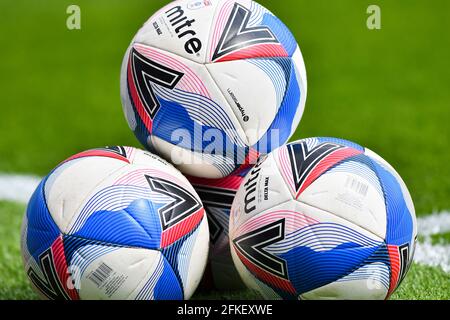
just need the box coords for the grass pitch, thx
[1,202,448,300]
[0,0,449,300]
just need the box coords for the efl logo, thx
[187,0,212,10]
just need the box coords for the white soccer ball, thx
[229,138,417,300]
[21,147,209,300]
[121,0,307,179]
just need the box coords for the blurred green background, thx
[0,0,448,214]
[0,0,449,299]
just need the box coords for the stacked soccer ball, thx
[21,0,416,300]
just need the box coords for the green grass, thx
[0,202,37,300]
[1,201,448,300]
[419,232,450,245]
[0,0,448,214]
[0,0,449,300]
[196,264,450,300]
[430,232,450,245]
[390,264,450,300]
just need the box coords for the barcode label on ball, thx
[345,176,369,196]
[89,263,113,287]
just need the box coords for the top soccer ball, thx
[121,0,307,179]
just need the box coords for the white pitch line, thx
[415,211,450,273]
[0,174,41,203]
[417,211,450,237]
[414,241,450,273]
[0,174,449,272]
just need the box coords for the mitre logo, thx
[165,5,203,55]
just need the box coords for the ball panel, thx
[150,90,246,162]
[229,238,283,299]
[21,192,74,299]
[22,200,79,301]
[179,215,210,299]
[208,0,297,62]
[316,137,365,152]
[278,139,365,199]
[206,53,307,152]
[250,1,297,57]
[126,149,208,200]
[364,154,416,295]
[24,179,61,264]
[129,146,171,168]
[299,243,391,300]
[20,215,31,271]
[151,133,239,179]
[230,198,387,299]
[367,154,415,246]
[149,254,185,300]
[290,47,307,136]
[133,0,220,64]
[44,156,128,233]
[49,236,80,300]
[292,46,307,93]
[22,178,76,300]
[46,148,205,250]
[230,216,297,299]
[68,165,204,249]
[365,148,416,235]
[298,161,388,239]
[206,59,281,145]
[161,215,209,299]
[75,247,169,300]
[70,196,164,250]
[299,263,389,300]
[189,172,248,291]
[121,47,138,131]
[365,148,417,295]
[252,56,304,153]
[63,147,131,164]
[134,252,184,300]
[230,154,293,232]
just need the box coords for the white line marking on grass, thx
[0,174,41,203]
[415,211,450,272]
[414,241,450,273]
[417,211,450,237]
[0,174,449,272]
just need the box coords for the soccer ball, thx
[120,0,307,179]
[189,170,249,291]
[21,146,209,300]
[229,137,417,300]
